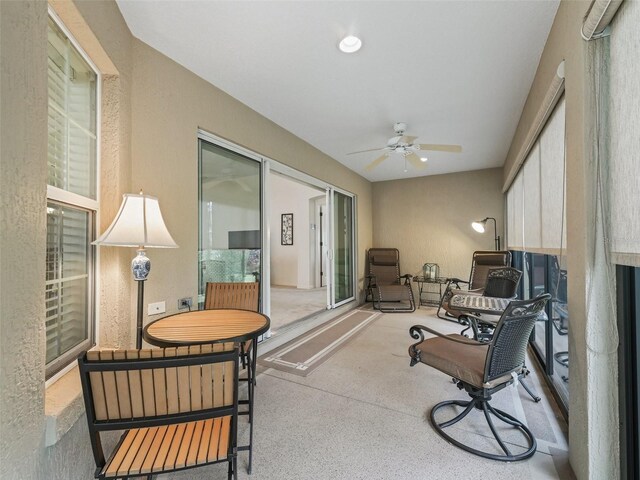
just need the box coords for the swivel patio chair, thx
[437,250,511,321]
[408,294,551,461]
[366,248,415,313]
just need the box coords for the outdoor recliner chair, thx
[366,248,415,313]
[437,250,511,321]
[408,294,551,462]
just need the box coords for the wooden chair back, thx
[205,282,260,311]
[78,344,239,469]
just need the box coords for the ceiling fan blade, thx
[347,147,383,155]
[401,135,418,144]
[365,154,389,171]
[418,143,463,153]
[406,153,427,169]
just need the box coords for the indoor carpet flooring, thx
[161,305,574,480]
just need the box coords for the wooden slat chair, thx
[78,344,239,480]
[204,282,260,374]
[204,281,260,473]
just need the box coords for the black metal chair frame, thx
[437,251,512,322]
[409,294,551,462]
[78,348,240,480]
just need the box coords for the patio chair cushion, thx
[410,334,516,389]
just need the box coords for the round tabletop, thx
[143,308,271,348]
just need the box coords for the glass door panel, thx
[198,140,261,305]
[528,252,547,364]
[550,254,569,404]
[332,191,354,306]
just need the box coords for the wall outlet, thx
[178,297,192,310]
[148,301,165,316]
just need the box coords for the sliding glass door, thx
[330,189,355,307]
[198,133,357,325]
[198,139,261,305]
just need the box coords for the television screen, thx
[228,230,261,249]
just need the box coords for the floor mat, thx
[258,309,381,376]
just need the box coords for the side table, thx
[412,276,448,307]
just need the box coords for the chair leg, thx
[520,377,541,402]
[430,396,537,461]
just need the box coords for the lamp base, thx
[132,249,150,280]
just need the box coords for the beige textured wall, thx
[130,39,373,323]
[372,168,504,282]
[502,1,618,478]
[1,1,132,478]
[0,2,49,477]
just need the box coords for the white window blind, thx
[508,171,524,250]
[523,144,541,250]
[45,204,90,364]
[507,98,565,254]
[46,13,98,378]
[539,99,566,251]
[609,0,640,266]
[47,17,97,199]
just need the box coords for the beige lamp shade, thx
[94,194,178,248]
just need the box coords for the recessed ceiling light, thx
[420,157,428,162]
[339,35,362,53]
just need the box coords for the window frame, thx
[45,9,101,381]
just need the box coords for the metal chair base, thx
[430,397,537,462]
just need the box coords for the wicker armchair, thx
[437,251,511,321]
[409,294,551,461]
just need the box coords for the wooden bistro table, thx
[143,308,270,474]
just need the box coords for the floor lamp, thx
[94,193,178,348]
[471,217,501,251]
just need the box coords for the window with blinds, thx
[46,14,98,378]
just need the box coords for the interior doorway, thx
[268,172,327,333]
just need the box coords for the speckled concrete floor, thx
[163,306,573,480]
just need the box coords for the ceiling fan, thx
[347,122,462,171]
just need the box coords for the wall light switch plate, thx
[148,301,165,316]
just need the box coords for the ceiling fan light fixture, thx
[339,35,362,53]
[420,156,428,163]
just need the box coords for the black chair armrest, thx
[409,324,486,366]
[409,324,486,346]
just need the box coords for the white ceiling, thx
[116,1,559,182]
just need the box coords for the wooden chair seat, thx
[79,345,240,480]
[103,417,231,478]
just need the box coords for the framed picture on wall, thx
[281,213,293,245]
